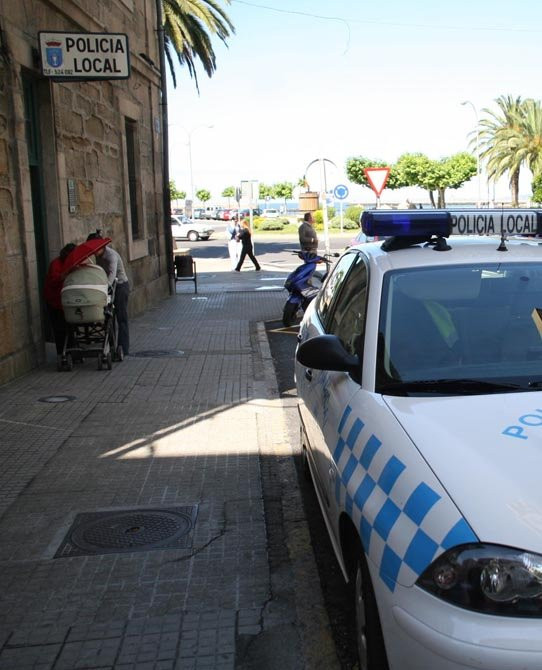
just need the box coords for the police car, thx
[295,209,542,670]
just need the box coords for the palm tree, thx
[508,99,542,180]
[162,0,235,89]
[475,95,524,206]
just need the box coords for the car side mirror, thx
[296,334,360,373]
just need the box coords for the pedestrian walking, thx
[234,220,261,272]
[226,217,241,269]
[43,243,77,360]
[298,212,318,253]
[87,232,131,356]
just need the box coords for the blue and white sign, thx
[334,184,349,200]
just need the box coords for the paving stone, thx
[0,269,335,668]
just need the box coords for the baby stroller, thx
[58,263,121,371]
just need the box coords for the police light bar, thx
[361,210,451,237]
[361,209,542,238]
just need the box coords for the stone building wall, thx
[0,0,169,384]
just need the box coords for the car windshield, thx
[376,262,542,396]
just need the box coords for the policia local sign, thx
[451,209,542,236]
[38,32,130,80]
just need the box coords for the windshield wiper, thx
[380,378,524,396]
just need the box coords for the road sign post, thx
[333,184,349,233]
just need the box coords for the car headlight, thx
[417,543,542,616]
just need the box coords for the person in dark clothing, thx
[43,243,77,357]
[298,212,318,252]
[234,220,261,272]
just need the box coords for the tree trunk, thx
[429,190,436,208]
[437,189,446,208]
[510,170,520,207]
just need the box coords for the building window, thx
[125,118,140,239]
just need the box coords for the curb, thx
[256,322,340,669]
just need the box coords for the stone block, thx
[98,151,122,182]
[85,116,105,142]
[77,180,95,215]
[94,181,122,214]
[61,109,83,136]
[0,304,15,356]
[5,255,26,302]
[0,138,8,176]
[85,150,99,180]
[75,94,92,117]
[0,186,14,212]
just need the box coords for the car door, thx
[171,217,187,240]
[299,253,369,539]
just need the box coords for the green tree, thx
[222,186,235,207]
[476,95,525,206]
[162,0,235,89]
[196,188,211,203]
[532,174,542,203]
[272,182,294,209]
[395,152,476,208]
[259,183,273,199]
[169,180,186,201]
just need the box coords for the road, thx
[184,227,354,270]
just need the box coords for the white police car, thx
[295,209,542,670]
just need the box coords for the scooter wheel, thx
[282,301,298,327]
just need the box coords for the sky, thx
[166,0,542,206]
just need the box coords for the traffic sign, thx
[364,167,390,197]
[334,184,349,200]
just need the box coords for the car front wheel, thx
[187,231,199,241]
[353,550,389,670]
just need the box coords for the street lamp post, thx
[183,124,213,210]
[461,100,482,208]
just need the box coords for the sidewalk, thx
[0,261,339,669]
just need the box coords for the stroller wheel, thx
[65,354,74,371]
[97,353,103,371]
[106,352,112,370]
[116,345,124,362]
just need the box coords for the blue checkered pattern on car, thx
[335,404,478,592]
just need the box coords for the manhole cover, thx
[38,395,76,403]
[132,350,184,358]
[55,506,198,557]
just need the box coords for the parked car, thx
[193,208,205,219]
[344,228,376,249]
[171,215,214,241]
[202,206,217,219]
[239,208,262,218]
[262,208,280,219]
[223,209,237,221]
[295,207,542,670]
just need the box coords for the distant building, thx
[0,1,170,383]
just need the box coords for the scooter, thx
[282,251,334,327]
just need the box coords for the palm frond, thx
[162,0,235,89]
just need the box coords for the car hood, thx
[384,392,542,553]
